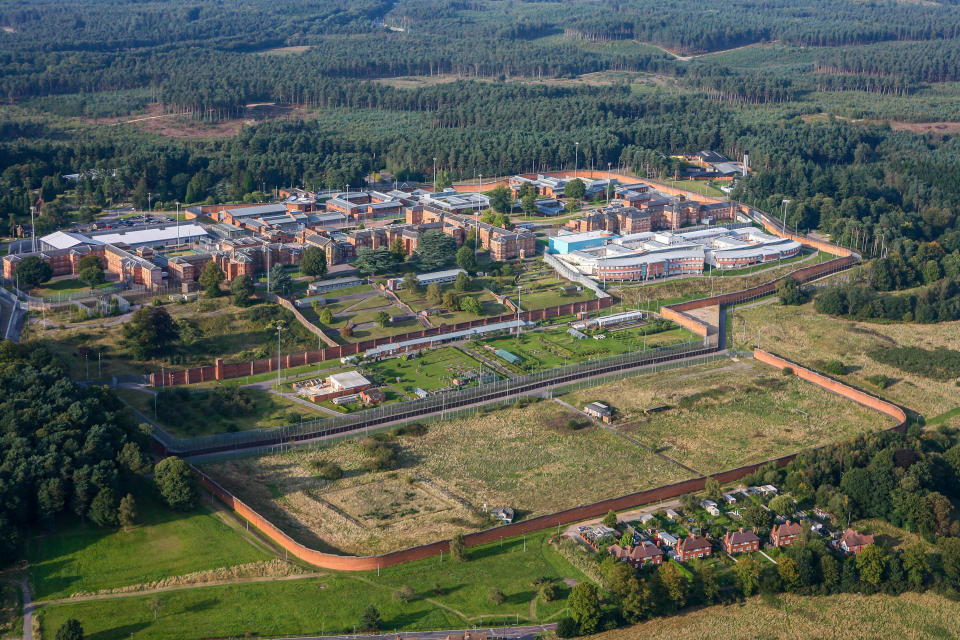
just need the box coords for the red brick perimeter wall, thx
[660,254,859,337]
[754,349,907,426]
[196,350,907,571]
[152,297,615,386]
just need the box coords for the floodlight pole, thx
[276,323,285,388]
[574,142,579,179]
[175,201,180,246]
[30,205,36,252]
[433,157,437,192]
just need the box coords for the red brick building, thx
[676,535,712,561]
[770,521,803,548]
[722,528,760,555]
[608,540,663,568]
[837,529,874,555]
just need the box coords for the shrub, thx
[361,439,398,471]
[311,460,343,480]
[488,588,506,605]
[781,366,794,376]
[393,585,415,603]
[866,373,891,389]
[822,359,847,375]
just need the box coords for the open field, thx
[204,399,694,555]
[561,358,889,473]
[28,484,271,601]
[662,178,728,197]
[40,297,317,378]
[116,387,325,437]
[366,346,493,395]
[475,323,697,373]
[732,302,960,418]
[588,592,960,640]
[36,530,581,639]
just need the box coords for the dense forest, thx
[2,0,960,267]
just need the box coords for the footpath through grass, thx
[37,530,582,640]
[28,483,271,601]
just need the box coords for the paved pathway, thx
[18,576,32,640]
[266,624,555,640]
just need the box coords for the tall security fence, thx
[158,336,719,457]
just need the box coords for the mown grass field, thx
[394,285,508,325]
[37,530,582,640]
[115,387,325,437]
[587,592,960,640]
[562,358,888,474]
[31,278,116,297]
[204,398,694,555]
[732,301,960,419]
[28,484,271,600]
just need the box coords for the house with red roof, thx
[722,528,760,555]
[770,521,803,548]
[676,534,712,561]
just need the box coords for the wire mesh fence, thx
[161,336,720,456]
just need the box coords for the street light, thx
[29,205,36,252]
[276,322,285,388]
[574,142,580,179]
[175,201,180,247]
[780,199,791,235]
[433,157,437,193]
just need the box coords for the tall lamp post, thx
[780,199,791,235]
[175,201,180,246]
[574,142,580,179]
[433,157,437,192]
[276,322,285,388]
[29,205,36,252]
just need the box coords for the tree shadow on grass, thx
[381,608,434,630]
[89,622,151,640]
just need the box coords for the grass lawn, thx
[366,346,492,394]
[115,387,326,437]
[476,324,697,373]
[731,301,960,418]
[590,592,960,640]
[0,583,21,639]
[37,530,582,639]
[661,179,728,198]
[516,264,597,310]
[40,297,318,379]
[707,249,821,276]
[561,358,889,474]
[394,286,507,325]
[204,398,693,555]
[28,483,271,601]
[31,278,116,297]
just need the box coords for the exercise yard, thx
[561,357,892,474]
[203,398,695,556]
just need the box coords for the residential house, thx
[676,535,712,561]
[722,528,760,555]
[836,529,874,555]
[608,540,663,568]
[770,520,803,548]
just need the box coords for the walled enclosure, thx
[194,349,907,571]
